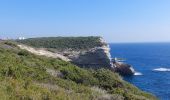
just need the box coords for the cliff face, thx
[17,37,113,69]
[71,46,112,68]
[55,38,112,69]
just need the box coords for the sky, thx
[0,0,170,43]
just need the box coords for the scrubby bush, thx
[4,41,17,47]
[60,65,99,86]
[16,36,106,50]
[92,69,123,92]
[18,50,29,56]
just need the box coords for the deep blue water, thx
[110,43,170,100]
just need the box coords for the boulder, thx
[113,62,135,75]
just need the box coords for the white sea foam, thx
[134,72,143,76]
[153,68,170,72]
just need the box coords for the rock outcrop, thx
[113,62,135,75]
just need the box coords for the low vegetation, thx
[16,37,105,50]
[0,40,157,100]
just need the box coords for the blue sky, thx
[0,0,170,43]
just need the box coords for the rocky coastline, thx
[17,37,135,75]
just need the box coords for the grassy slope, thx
[0,41,157,100]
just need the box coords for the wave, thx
[153,68,170,72]
[134,72,143,76]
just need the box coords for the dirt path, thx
[18,44,70,62]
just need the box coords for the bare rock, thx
[113,62,135,75]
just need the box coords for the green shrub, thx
[18,50,29,56]
[4,41,17,47]
[92,69,123,92]
[60,65,98,86]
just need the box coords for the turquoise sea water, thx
[110,43,170,100]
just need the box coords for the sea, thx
[109,43,170,100]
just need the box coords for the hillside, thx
[0,40,157,100]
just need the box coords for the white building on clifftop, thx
[18,37,25,40]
